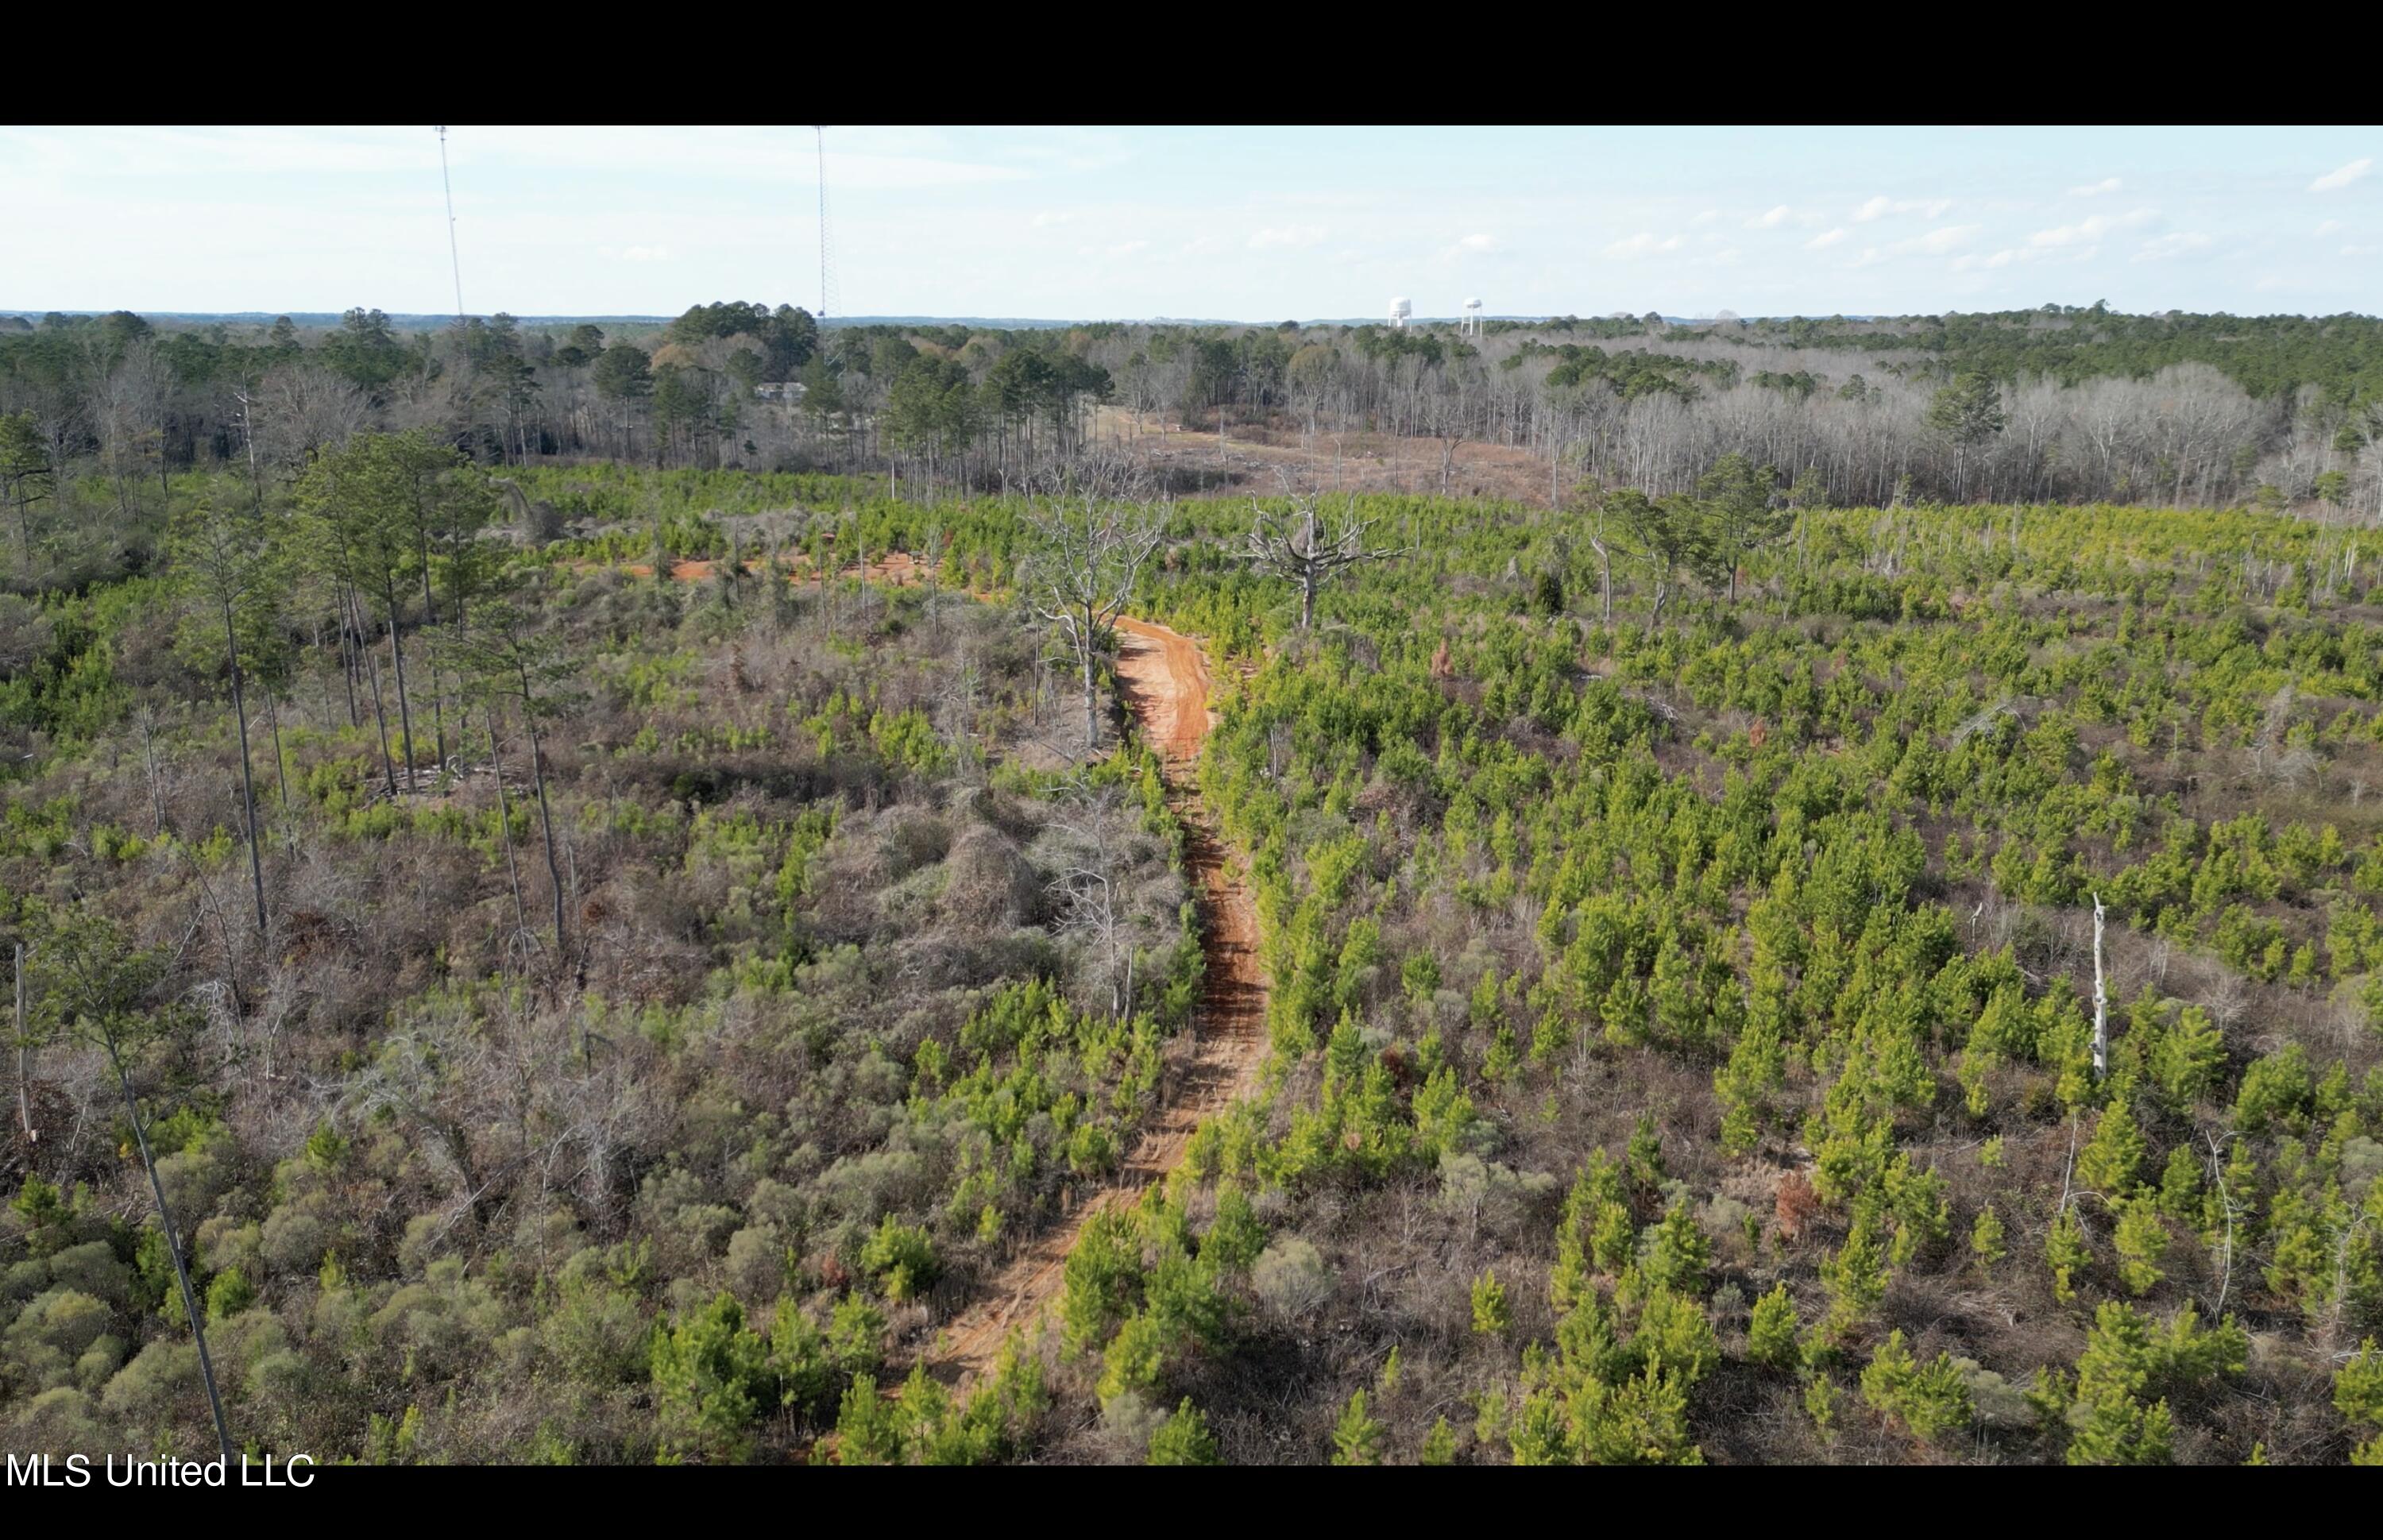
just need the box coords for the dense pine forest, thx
[4,309,2383,1465]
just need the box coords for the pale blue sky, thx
[4,125,2377,320]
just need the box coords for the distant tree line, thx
[4,304,2378,519]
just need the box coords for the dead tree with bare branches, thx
[1043,779,1170,1025]
[1244,477,1410,631]
[1022,470,1164,757]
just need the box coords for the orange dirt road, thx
[601,560,1268,1391]
[604,551,1269,1389]
[923,615,1267,1388]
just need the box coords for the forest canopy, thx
[5,303,2379,526]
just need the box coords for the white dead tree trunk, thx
[13,944,30,1150]
[2203,1129,2239,1316]
[2090,891,2108,1081]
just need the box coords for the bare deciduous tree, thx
[256,365,368,483]
[1022,461,1164,756]
[1243,476,1410,631]
[1045,785,1148,1024]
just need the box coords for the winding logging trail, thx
[925,615,1267,1387]
[622,553,1269,1389]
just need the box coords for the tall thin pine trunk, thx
[382,578,419,791]
[486,704,529,945]
[267,692,292,817]
[333,612,359,729]
[523,698,566,952]
[415,508,449,774]
[350,587,398,797]
[107,1033,234,1465]
[222,599,268,934]
[137,708,167,836]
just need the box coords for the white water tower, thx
[1388,296,1412,330]
[1462,297,1483,336]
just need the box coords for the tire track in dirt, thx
[922,615,1265,1388]
[606,551,1269,1390]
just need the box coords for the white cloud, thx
[1955,228,2122,272]
[1957,238,2097,272]
[1914,223,1980,254]
[1746,205,1793,229]
[608,245,673,262]
[1856,224,1983,268]
[1248,224,1326,249]
[2068,177,2123,197]
[1690,209,1720,225]
[2030,208,2157,247]
[2311,157,2373,192]
[1805,227,1847,250]
[1604,231,1682,258]
[1107,240,1149,258]
[1853,195,1952,222]
[2134,232,2209,261]
[2345,244,2382,257]
[1434,231,1505,264]
[2317,219,2344,236]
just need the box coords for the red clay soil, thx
[923,615,1265,1387]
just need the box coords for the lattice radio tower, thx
[436,126,466,327]
[814,125,840,324]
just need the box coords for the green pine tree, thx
[2112,1193,2169,1296]
[1972,1205,2007,1270]
[2047,1204,2091,1303]
[832,1375,902,1466]
[1146,1399,1219,1465]
[1747,1283,1802,1369]
[2077,1100,2148,1194]
[1641,1202,1713,1295]
[1332,1388,1385,1465]
[1471,1268,1510,1335]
